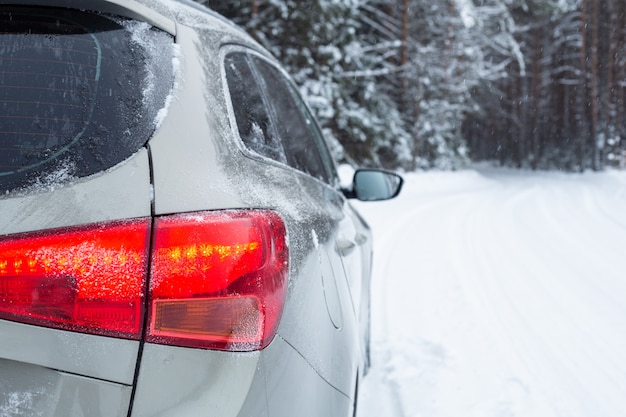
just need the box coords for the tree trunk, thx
[589,0,601,169]
[519,71,528,168]
[606,0,615,143]
[616,1,626,147]
[252,0,258,17]
[400,0,410,115]
[577,0,589,171]
[530,24,544,170]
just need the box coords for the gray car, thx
[0,1,403,416]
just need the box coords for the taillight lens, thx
[0,220,150,338]
[0,210,288,351]
[148,210,288,352]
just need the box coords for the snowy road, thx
[354,167,626,417]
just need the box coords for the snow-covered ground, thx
[354,166,626,417]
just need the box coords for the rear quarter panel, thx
[146,18,365,415]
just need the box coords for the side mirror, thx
[343,169,403,201]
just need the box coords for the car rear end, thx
[0,2,172,416]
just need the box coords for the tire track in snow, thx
[461,182,592,416]
[356,176,497,417]
[356,169,626,417]
[445,171,626,416]
[488,178,626,416]
[356,196,457,417]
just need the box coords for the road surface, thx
[355,167,626,417]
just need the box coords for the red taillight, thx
[147,210,288,351]
[0,210,288,351]
[0,220,150,338]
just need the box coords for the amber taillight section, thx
[148,210,288,351]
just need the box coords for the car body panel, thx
[131,335,353,417]
[0,359,132,417]
[130,344,261,417]
[149,24,243,216]
[0,149,152,236]
[261,336,353,417]
[0,320,138,385]
[340,202,375,368]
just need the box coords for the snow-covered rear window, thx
[0,6,174,193]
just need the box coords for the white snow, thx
[15,159,76,195]
[454,0,476,28]
[354,166,626,417]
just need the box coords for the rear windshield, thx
[0,7,174,193]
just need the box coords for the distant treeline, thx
[206,0,626,171]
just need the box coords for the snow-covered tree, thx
[206,0,626,171]
[209,0,412,168]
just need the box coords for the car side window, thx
[225,51,336,185]
[224,53,288,164]
[286,82,338,184]
[250,57,334,184]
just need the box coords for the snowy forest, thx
[203,0,626,172]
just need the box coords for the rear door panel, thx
[0,150,152,417]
